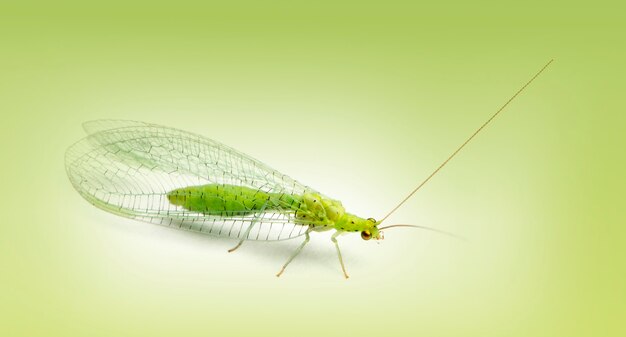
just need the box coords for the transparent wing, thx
[65,120,316,241]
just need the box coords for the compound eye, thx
[361,231,372,240]
[367,217,376,223]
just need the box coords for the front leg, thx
[331,231,349,279]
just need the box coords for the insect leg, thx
[276,227,313,277]
[331,231,349,279]
[228,200,269,253]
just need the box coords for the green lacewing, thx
[65,60,553,278]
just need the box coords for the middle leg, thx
[228,201,269,253]
[276,228,313,277]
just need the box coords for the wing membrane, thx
[65,120,316,241]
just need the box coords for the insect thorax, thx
[293,192,346,226]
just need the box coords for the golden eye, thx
[361,231,372,240]
[367,218,376,223]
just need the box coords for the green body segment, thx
[166,184,378,235]
[167,184,282,216]
[167,184,336,223]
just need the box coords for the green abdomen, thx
[167,184,300,216]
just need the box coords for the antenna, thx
[379,59,554,224]
[377,224,465,240]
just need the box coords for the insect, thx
[65,60,552,278]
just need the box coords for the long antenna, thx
[377,224,465,240]
[379,59,554,224]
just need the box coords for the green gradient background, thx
[1,2,624,336]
